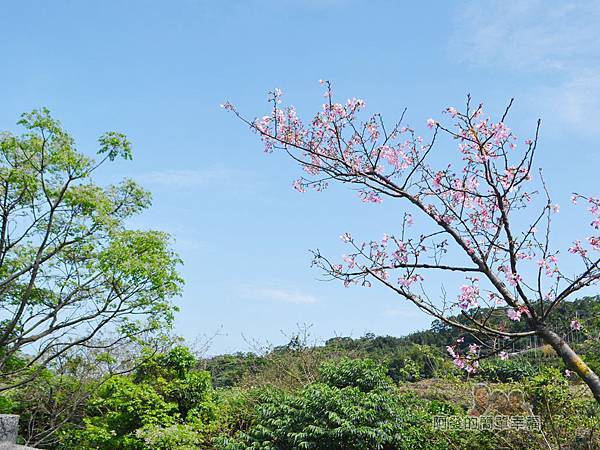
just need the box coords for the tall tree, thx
[0,109,183,389]
[225,82,600,401]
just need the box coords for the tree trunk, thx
[537,326,600,403]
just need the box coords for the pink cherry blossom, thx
[360,190,383,203]
[446,346,457,358]
[537,255,559,277]
[381,234,390,246]
[292,179,305,192]
[398,274,423,287]
[453,357,465,370]
[340,233,352,243]
[342,254,356,269]
[499,266,523,286]
[569,240,588,257]
[507,308,522,322]
[519,305,531,318]
[570,319,581,331]
[468,343,480,354]
[446,107,458,118]
[432,171,444,188]
[458,284,479,310]
[466,360,480,373]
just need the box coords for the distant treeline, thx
[202,296,600,388]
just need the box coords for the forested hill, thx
[334,294,600,352]
[203,295,600,388]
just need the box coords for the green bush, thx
[0,395,14,414]
[479,357,537,382]
[64,376,180,449]
[525,368,600,449]
[204,353,267,388]
[386,344,448,382]
[318,357,391,391]
[215,358,496,450]
[135,423,205,449]
[60,346,216,449]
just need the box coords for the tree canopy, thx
[0,109,183,389]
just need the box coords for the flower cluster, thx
[566,195,600,291]
[330,231,432,291]
[537,255,559,278]
[506,305,531,322]
[447,337,480,373]
[457,281,480,310]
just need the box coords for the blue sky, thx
[1,1,599,354]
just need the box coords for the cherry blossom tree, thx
[223,82,600,402]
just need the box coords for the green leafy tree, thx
[0,109,183,389]
[318,357,390,392]
[202,352,267,388]
[217,358,493,450]
[62,346,216,449]
[386,344,449,382]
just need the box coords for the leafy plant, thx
[479,358,538,382]
[61,346,215,449]
[216,358,494,450]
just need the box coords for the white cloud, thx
[534,71,600,131]
[452,1,600,71]
[136,166,250,189]
[383,307,422,319]
[245,287,318,305]
[451,0,600,135]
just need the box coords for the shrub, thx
[479,357,537,382]
[60,346,216,450]
[386,344,448,382]
[525,368,600,449]
[318,357,392,391]
[135,424,204,450]
[215,358,496,450]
